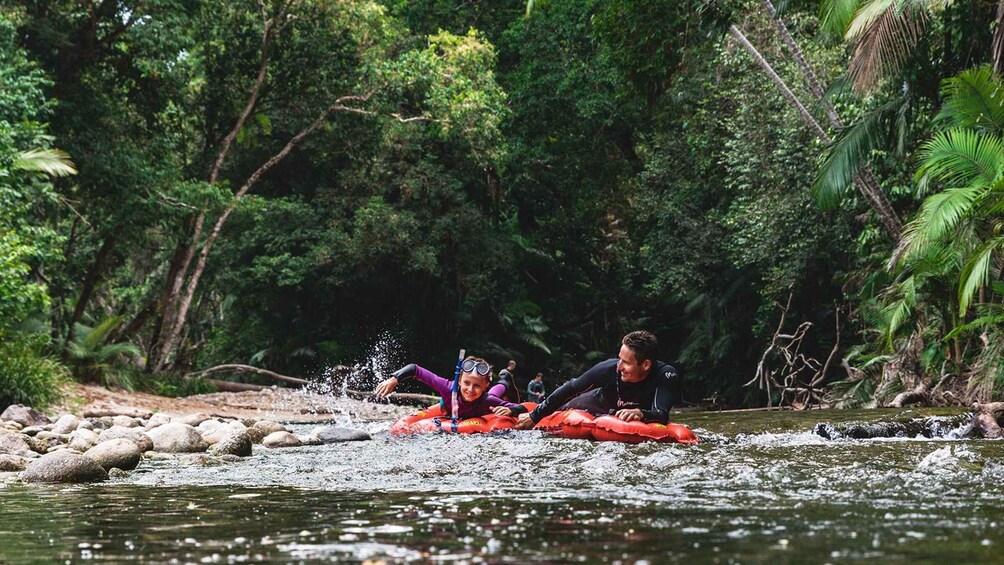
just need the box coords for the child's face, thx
[459,373,489,402]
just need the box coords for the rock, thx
[84,438,142,471]
[248,421,287,443]
[145,413,172,429]
[145,423,208,453]
[35,431,71,445]
[108,468,130,479]
[0,434,31,455]
[1,405,51,427]
[77,420,94,431]
[20,451,108,483]
[262,431,302,448]
[0,454,28,472]
[314,426,372,443]
[219,454,241,463]
[1,421,23,432]
[52,414,82,435]
[298,435,324,446]
[209,430,253,457]
[82,404,153,419]
[98,426,154,452]
[19,426,45,436]
[111,415,140,428]
[174,413,212,427]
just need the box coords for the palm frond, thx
[814,95,910,206]
[819,0,862,37]
[846,0,928,93]
[916,128,1004,187]
[946,314,1004,339]
[937,65,1004,131]
[14,149,78,177]
[902,183,988,256]
[957,236,1004,314]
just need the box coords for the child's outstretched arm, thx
[374,364,453,399]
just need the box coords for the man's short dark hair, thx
[622,330,658,363]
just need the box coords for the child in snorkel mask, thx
[373,355,523,418]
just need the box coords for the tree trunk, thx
[64,234,116,349]
[993,0,1004,76]
[730,23,903,238]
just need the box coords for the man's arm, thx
[527,359,617,423]
[639,364,681,424]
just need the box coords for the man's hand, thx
[492,406,513,417]
[373,376,398,399]
[614,408,643,422]
[515,413,536,429]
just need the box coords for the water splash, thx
[298,331,407,425]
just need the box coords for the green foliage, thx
[0,335,69,410]
[65,317,142,388]
[143,374,217,398]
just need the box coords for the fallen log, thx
[187,364,309,386]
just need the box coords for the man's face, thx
[616,344,652,383]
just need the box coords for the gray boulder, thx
[261,431,302,448]
[0,454,28,472]
[209,430,253,457]
[84,438,142,471]
[314,426,372,443]
[0,434,31,455]
[1,405,51,427]
[98,426,154,452]
[111,415,140,428]
[174,413,212,427]
[248,420,287,443]
[52,414,81,435]
[20,451,108,483]
[146,423,208,453]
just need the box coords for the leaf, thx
[13,149,77,177]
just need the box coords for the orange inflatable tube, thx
[534,409,699,444]
[389,402,537,436]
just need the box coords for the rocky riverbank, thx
[0,385,417,484]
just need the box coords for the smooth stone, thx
[261,431,302,448]
[297,435,324,446]
[209,430,253,457]
[146,423,208,453]
[0,405,51,427]
[20,451,108,483]
[0,434,31,455]
[52,414,81,435]
[98,426,154,452]
[248,421,287,443]
[145,413,172,429]
[314,426,372,443]
[174,413,212,427]
[84,438,142,471]
[0,454,28,472]
[20,426,45,436]
[111,415,140,428]
[108,468,130,479]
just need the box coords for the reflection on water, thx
[3,410,1004,563]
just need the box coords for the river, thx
[2,408,1003,563]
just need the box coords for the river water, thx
[2,408,1003,563]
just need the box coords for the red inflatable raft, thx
[535,409,699,444]
[390,405,698,444]
[389,403,537,436]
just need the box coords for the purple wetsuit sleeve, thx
[413,365,453,398]
[485,395,521,409]
[487,383,506,399]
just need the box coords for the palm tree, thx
[898,66,1004,315]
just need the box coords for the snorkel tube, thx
[450,348,465,431]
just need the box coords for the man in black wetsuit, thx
[509,330,681,428]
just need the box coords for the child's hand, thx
[374,377,398,399]
[492,406,513,417]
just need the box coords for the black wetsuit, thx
[514,359,681,424]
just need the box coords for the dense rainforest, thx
[2,0,1004,411]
